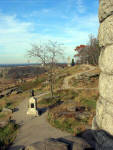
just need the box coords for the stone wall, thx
[93,0,113,135]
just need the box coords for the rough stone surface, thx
[25,136,91,150]
[99,0,113,22]
[101,113,113,135]
[99,45,113,74]
[57,136,91,149]
[80,129,113,150]
[25,139,69,150]
[98,15,113,47]
[99,73,113,100]
[94,0,113,137]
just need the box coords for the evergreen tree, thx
[71,58,75,66]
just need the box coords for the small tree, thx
[27,41,64,98]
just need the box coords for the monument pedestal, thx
[27,108,38,116]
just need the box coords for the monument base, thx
[27,108,38,116]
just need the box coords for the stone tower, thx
[92,0,113,135]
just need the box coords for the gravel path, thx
[9,93,70,150]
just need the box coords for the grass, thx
[46,87,98,135]
[0,64,99,143]
[20,74,47,91]
[0,122,18,150]
[48,112,86,134]
[38,96,60,107]
[0,91,29,109]
[38,89,79,108]
[80,98,96,109]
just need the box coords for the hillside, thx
[38,64,100,135]
[0,64,100,149]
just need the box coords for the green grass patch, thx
[80,98,96,109]
[38,95,60,107]
[0,122,18,149]
[20,75,47,91]
[54,89,79,101]
[38,89,79,107]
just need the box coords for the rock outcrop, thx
[24,136,91,150]
[92,0,113,135]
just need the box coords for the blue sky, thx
[0,0,99,64]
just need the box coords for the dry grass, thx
[39,64,100,134]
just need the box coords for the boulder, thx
[75,112,90,120]
[25,139,68,150]
[25,136,92,150]
[99,0,113,22]
[98,15,113,47]
[78,129,113,149]
[57,136,91,150]
[67,105,76,112]
[2,108,13,113]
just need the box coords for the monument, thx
[27,90,38,116]
[67,56,71,67]
[27,97,38,116]
[92,0,113,135]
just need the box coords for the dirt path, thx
[62,66,98,90]
[9,93,70,150]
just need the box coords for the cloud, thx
[76,0,86,13]
[0,8,99,63]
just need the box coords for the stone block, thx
[102,113,113,135]
[104,100,113,115]
[99,0,113,22]
[99,45,113,74]
[96,96,105,128]
[98,15,113,47]
[99,73,113,100]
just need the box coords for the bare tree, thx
[27,41,64,98]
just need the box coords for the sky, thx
[0,0,99,64]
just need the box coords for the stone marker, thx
[27,97,38,116]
